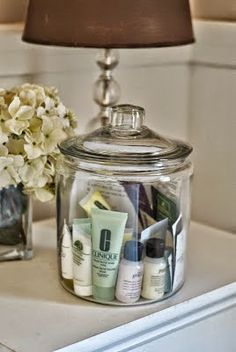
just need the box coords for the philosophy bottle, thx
[115,241,144,304]
[141,238,166,300]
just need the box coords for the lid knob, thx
[111,104,144,135]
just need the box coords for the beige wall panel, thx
[190,0,236,21]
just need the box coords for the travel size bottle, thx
[141,238,166,300]
[115,241,144,304]
[61,220,73,289]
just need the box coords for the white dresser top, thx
[0,219,235,352]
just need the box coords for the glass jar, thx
[0,185,32,261]
[56,104,193,306]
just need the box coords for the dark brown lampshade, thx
[22,0,194,48]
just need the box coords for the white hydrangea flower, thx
[24,130,44,159]
[0,104,11,123]
[41,115,67,154]
[0,83,77,201]
[8,96,21,117]
[0,145,8,156]
[0,155,24,188]
[29,117,42,132]
[5,97,35,135]
[19,88,37,108]
[5,119,29,136]
[0,126,8,144]
[36,106,46,117]
[18,157,48,188]
[7,138,25,156]
[0,157,14,188]
[56,102,66,118]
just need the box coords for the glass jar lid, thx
[59,104,192,170]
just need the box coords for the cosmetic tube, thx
[91,208,128,301]
[141,218,168,243]
[72,218,92,296]
[61,220,73,281]
[79,189,111,216]
[115,241,144,304]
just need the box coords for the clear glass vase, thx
[0,185,33,261]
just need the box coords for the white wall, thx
[189,66,236,233]
[188,21,236,233]
[0,21,235,232]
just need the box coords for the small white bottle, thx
[141,238,166,300]
[61,220,73,280]
[115,241,144,304]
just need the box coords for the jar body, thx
[56,160,192,306]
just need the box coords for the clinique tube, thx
[91,208,128,301]
[72,218,92,296]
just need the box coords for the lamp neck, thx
[93,49,120,127]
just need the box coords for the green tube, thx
[91,208,128,301]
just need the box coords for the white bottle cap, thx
[74,284,92,297]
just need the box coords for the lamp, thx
[22,0,194,125]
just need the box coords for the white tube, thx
[61,220,73,280]
[72,218,92,296]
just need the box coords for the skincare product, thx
[115,241,144,303]
[151,186,179,226]
[164,246,173,294]
[61,220,73,281]
[91,208,128,301]
[172,224,186,291]
[141,218,168,243]
[72,218,92,296]
[79,189,111,216]
[123,182,154,231]
[141,238,166,300]
[87,180,137,229]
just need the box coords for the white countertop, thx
[0,219,235,352]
